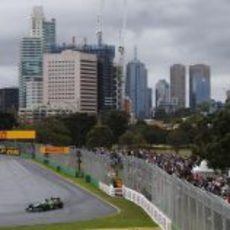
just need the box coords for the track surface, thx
[0,156,116,227]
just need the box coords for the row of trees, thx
[17,110,194,149]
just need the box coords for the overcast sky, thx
[1,0,230,103]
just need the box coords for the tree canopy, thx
[119,130,146,148]
[61,113,96,147]
[19,117,72,146]
[86,125,113,148]
[193,106,230,170]
[101,110,129,143]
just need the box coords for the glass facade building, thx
[43,19,56,53]
[19,37,43,108]
[19,7,56,108]
[126,58,149,119]
[189,64,211,110]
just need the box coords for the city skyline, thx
[1,0,230,103]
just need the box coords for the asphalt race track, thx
[0,156,116,227]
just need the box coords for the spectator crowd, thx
[92,148,230,204]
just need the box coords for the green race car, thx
[26,197,64,212]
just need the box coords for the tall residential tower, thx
[170,64,186,109]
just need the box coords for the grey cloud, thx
[0,0,230,102]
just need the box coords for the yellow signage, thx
[40,146,70,155]
[0,147,20,156]
[0,131,36,140]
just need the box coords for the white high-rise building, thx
[43,50,98,114]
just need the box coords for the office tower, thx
[19,7,56,108]
[0,88,19,113]
[189,64,211,110]
[19,37,43,108]
[170,64,186,109]
[43,50,97,114]
[126,55,149,119]
[82,45,116,112]
[42,19,56,52]
[50,43,116,112]
[155,79,170,108]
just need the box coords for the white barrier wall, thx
[123,186,172,230]
[98,182,172,230]
[99,182,115,197]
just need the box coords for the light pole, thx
[76,150,82,176]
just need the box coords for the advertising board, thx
[40,146,70,155]
[0,131,36,140]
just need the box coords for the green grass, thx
[0,160,156,230]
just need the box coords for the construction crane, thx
[97,0,105,46]
[117,0,127,111]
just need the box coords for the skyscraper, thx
[50,43,116,112]
[30,6,56,52]
[42,19,56,53]
[155,79,170,108]
[170,64,186,109]
[189,64,211,110]
[19,37,43,108]
[126,55,149,119]
[19,7,56,108]
[80,45,116,112]
[43,50,98,114]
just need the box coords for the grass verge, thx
[0,159,157,230]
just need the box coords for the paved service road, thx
[0,156,116,227]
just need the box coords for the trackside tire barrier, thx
[122,186,172,230]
